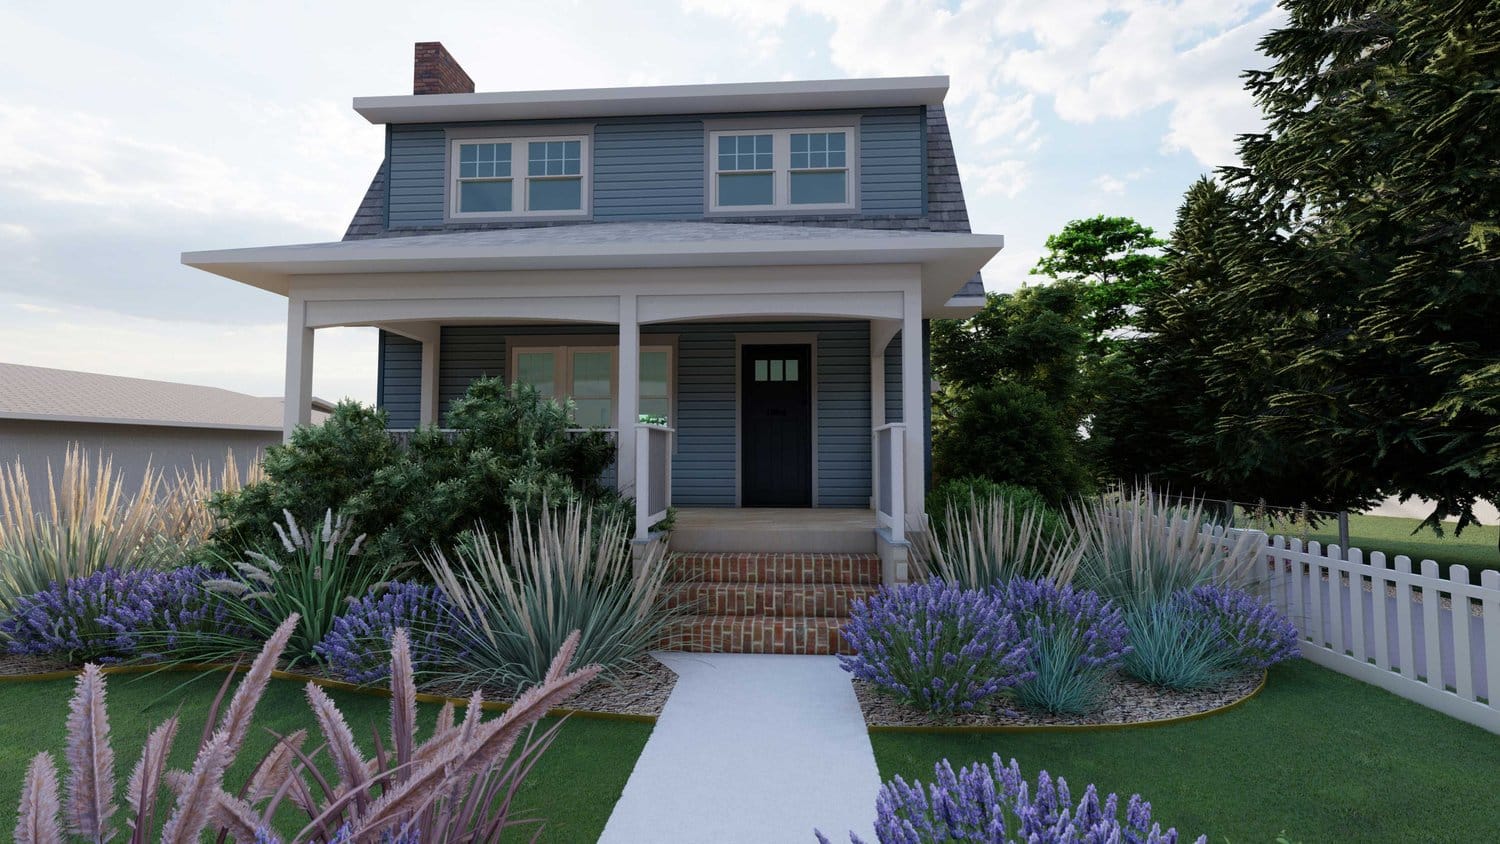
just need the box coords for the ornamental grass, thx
[911,492,1083,590]
[992,578,1130,715]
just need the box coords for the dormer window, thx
[708,127,855,213]
[449,135,589,218]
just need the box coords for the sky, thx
[0,0,1283,405]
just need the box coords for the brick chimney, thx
[413,42,474,95]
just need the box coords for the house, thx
[0,362,331,501]
[182,42,1001,600]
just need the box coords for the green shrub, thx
[205,380,622,568]
[931,381,1092,505]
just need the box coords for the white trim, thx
[353,75,949,125]
[0,410,284,433]
[734,332,819,508]
[446,135,591,221]
[707,127,856,214]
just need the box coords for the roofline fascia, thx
[0,410,287,433]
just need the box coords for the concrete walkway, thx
[599,652,880,843]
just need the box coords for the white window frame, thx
[449,135,591,219]
[708,126,856,213]
[507,342,675,430]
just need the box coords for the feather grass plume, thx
[63,664,116,840]
[15,752,63,844]
[124,715,178,843]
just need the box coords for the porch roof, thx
[181,222,1000,313]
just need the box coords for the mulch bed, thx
[0,654,74,676]
[853,670,1262,729]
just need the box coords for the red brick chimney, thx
[413,42,474,95]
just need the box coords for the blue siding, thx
[378,331,422,428]
[883,331,903,423]
[383,109,924,228]
[594,119,704,220]
[860,109,924,215]
[377,321,880,507]
[387,128,446,227]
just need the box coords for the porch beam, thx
[283,297,315,441]
[900,290,924,520]
[616,294,639,496]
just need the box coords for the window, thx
[753,358,801,382]
[451,135,589,218]
[709,127,854,212]
[509,344,674,427]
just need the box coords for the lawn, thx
[869,659,1500,842]
[1310,513,1500,578]
[0,669,652,842]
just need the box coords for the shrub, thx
[314,581,457,684]
[1177,585,1300,670]
[425,499,681,690]
[1122,601,1240,691]
[0,566,235,663]
[817,754,1205,844]
[927,478,1065,543]
[994,579,1130,714]
[839,581,1032,715]
[1071,485,1263,610]
[206,382,623,569]
[931,381,1093,505]
[912,491,1081,589]
[12,614,600,843]
[197,510,387,667]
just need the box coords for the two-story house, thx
[183,42,1002,595]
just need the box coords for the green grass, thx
[1309,513,1500,577]
[0,669,651,842]
[869,660,1500,842]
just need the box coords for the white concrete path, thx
[599,652,880,844]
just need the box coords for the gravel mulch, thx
[418,655,678,718]
[0,654,75,677]
[853,670,1263,729]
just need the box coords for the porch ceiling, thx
[180,222,1001,315]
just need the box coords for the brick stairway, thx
[661,552,881,655]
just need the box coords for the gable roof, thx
[0,363,333,432]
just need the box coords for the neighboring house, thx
[0,362,330,498]
[183,42,1002,582]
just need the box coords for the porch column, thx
[283,296,315,441]
[616,293,639,495]
[870,319,900,506]
[419,332,441,426]
[900,290,924,519]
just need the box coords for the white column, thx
[616,294,640,495]
[900,290,924,519]
[282,296,315,441]
[419,332,441,427]
[869,319,899,508]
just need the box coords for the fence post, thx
[1223,499,1236,529]
[1338,511,1351,561]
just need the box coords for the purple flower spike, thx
[1176,585,1300,670]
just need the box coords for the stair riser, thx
[662,618,854,656]
[668,584,876,617]
[670,553,881,586]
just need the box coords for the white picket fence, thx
[1259,535,1500,734]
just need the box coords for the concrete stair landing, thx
[669,507,877,554]
[662,552,880,655]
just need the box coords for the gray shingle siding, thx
[379,321,893,508]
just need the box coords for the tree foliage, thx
[1030,215,1168,348]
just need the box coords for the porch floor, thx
[670,507,877,554]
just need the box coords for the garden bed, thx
[853,670,1264,731]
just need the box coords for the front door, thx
[741,344,813,507]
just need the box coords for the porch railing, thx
[635,423,674,541]
[873,423,906,543]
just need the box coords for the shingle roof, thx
[0,363,332,431]
[340,104,985,298]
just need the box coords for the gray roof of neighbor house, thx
[339,104,986,299]
[0,363,333,432]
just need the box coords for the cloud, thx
[1095,174,1127,194]
[969,160,1031,199]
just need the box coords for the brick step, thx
[661,615,853,655]
[668,582,878,617]
[669,552,881,586]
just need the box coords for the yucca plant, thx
[0,445,255,614]
[14,613,601,843]
[1070,486,1264,610]
[193,510,387,667]
[425,499,681,690]
[911,492,1083,589]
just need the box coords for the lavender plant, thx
[816,754,1205,844]
[994,579,1130,714]
[314,581,458,684]
[839,581,1032,715]
[0,566,235,663]
[1177,585,1299,670]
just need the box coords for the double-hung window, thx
[709,127,854,212]
[509,344,674,428]
[451,135,589,218]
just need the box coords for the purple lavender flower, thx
[0,566,237,663]
[1176,585,1300,670]
[816,755,1206,843]
[314,581,456,684]
[993,578,1130,714]
[839,581,1032,715]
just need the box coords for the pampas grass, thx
[15,753,62,844]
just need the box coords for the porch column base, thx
[875,527,910,585]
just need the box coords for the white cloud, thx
[968,160,1031,199]
[1095,174,1127,194]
